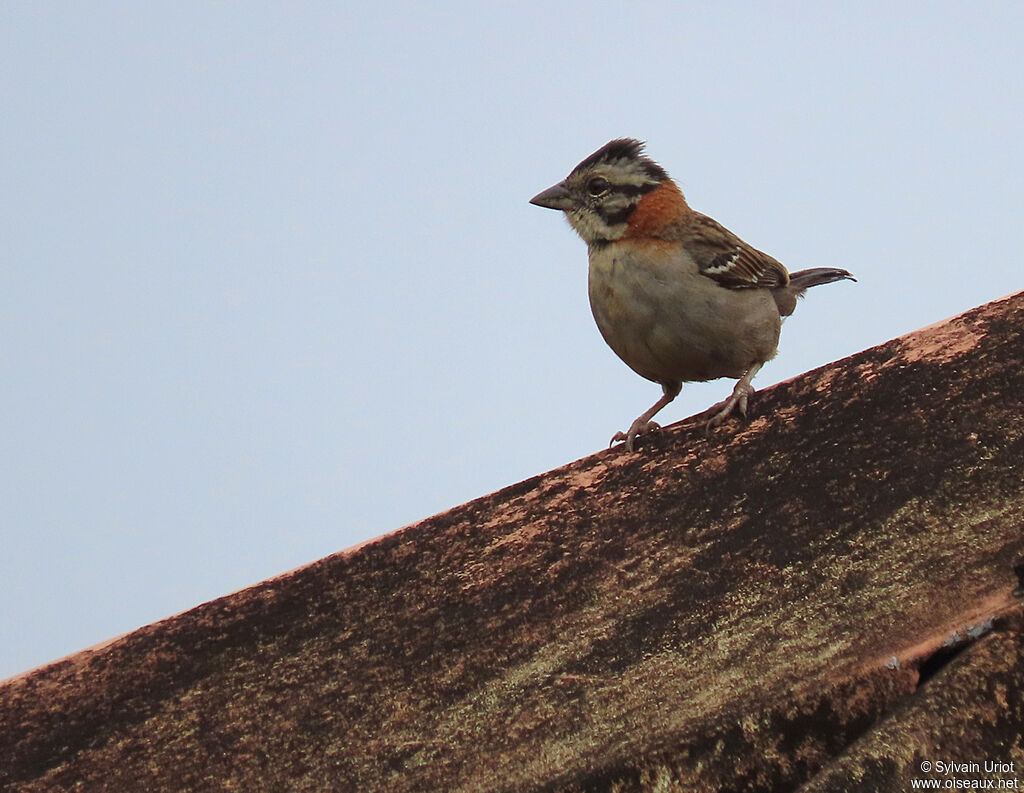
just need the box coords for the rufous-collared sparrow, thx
[530,138,854,451]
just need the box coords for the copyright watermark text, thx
[912,760,1019,789]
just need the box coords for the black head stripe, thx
[571,138,668,182]
[575,138,645,171]
[599,206,637,226]
[615,182,661,198]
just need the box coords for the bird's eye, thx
[587,177,611,197]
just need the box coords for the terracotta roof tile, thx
[3,292,1024,792]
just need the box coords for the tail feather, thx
[773,267,855,317]
[788,267,857,290]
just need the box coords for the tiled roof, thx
[4,292,1024,792]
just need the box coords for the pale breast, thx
[587,241,781,384]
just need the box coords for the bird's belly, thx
[588,251,780,384]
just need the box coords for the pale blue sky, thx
[3,2,1022,679]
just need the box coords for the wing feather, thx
[688,213,789,289]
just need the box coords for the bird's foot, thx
[705,383,754,434]
[610,420,662,452]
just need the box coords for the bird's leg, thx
[707,362,763,431]
[611,382,681,452]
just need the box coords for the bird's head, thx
[530,138,685,245]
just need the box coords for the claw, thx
[608,385,678,452]
[611,420,661,452]
[704,363,763,435]
[705,384,754,433]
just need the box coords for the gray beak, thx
[529,181,573,211]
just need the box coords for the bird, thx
[530,138,854,451]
